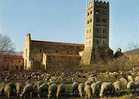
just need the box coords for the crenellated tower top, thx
[87,0,109,5]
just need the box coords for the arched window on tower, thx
[90,11,92,15]
[96,39,99,45]
[87,12,89,16]
[96,28,101,33]
[102,18,107,23]
[87,20,90,24]
[95,10,100,15]
[103,28,106,33]
[90,19,92,23]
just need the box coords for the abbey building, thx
[24,34,84,71]
[24,0,113,71]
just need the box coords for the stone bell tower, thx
[81,0,110,64]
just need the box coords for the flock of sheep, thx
[0,71,139,99]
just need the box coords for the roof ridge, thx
[31,40,84,46]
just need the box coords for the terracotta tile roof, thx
[31,40,84,48]
[45,53,81,57]
[0,51,23,58]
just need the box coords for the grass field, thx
[0,96,138,99]
[0,95,139,99]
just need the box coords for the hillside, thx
[124,48,139,69]
[125,48,139,55]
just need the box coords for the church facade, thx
[24,0,113,71]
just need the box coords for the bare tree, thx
[0,34,15,52]
[126,42,139,51]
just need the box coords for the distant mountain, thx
[125,48,139,56]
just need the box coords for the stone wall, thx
[44,54,81,72]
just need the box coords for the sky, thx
[0,0,139,52]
